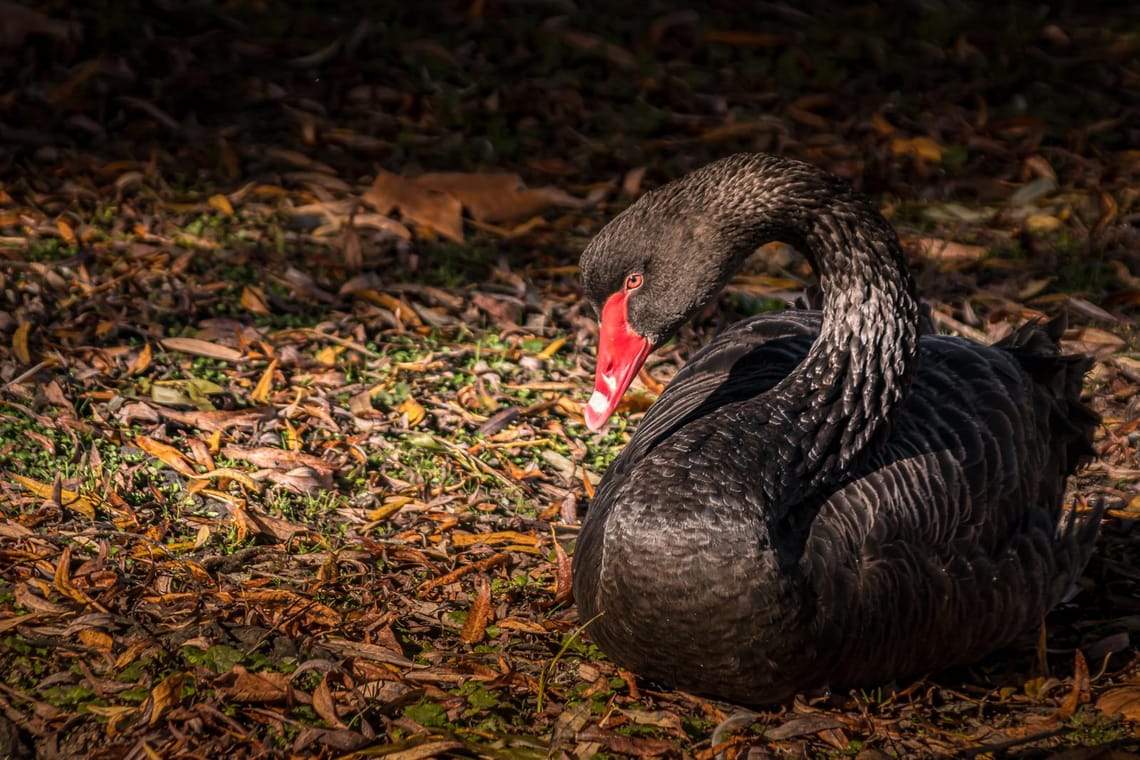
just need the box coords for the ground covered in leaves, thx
[2,2,1140,758]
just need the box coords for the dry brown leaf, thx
[460,578,493,644]
[420,552,509,591]
[259,465,332,493]
[133,435,198,476]
[12,321,31,364]
[1067,327,1127,359]
[220,445,333,473]
[380,740,465,760]
[142,673,183,726]
[451,530,540,548]
[312,674,346,729]
[208,193,234,216]
[1096,685,1140,721]
[0,1,80,48]
[552,539,572,604]
[892,136,943,162]
[233,505,313,541]
[363,170,463,243]
[157,406,275,433]
[53,546,103,610]
[78,627,114,653]
[219,667,291,703]
[12,474,96,519]
[160,337,243,362]
[250,358,278,403]
[909,235,987,263]
[417,172,584,223]
[349,291,424,327]
[240,284,270,314]
[1056,650,1090,719]
[14,584,72,615]
[128,343,152,375]
[397,396,426,426]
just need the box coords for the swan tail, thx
[999,314,1099,471]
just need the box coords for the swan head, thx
[579,181,741,431]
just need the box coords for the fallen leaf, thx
[241,284,270,314]
[133,435,198,476]
[218,667,291,703]
[12,474,96,519]
[460,578,493,644]
[363,170,464,243]
[451,531,540,548]
[1096,685,1140,721]
[417,172,584,223]
[397,396,426,426]
[160,337,243,362]
[12,321,31,363]
[312,674,346,728]
[143,673,185,726]
[208,193,234,216]
[908,235,987,263]
[892,136,943,162]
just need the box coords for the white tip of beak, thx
[584,390,612,431]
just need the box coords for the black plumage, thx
[572,153,1099,704]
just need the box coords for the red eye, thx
[625,273,643,290]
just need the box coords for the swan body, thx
[572,154,1098,704]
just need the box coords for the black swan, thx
[572,153,1100,704]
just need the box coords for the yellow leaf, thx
[57,218,76,245]
[12,474,96,519]
[891,136,943,163]
[397,396,426,426]
[78,628,114,652]
[1025,214,1063,233]
[240,285,270,314]
[208,194,234,216]
[314,345,342,365]
[133,435,197,476]
[54,546,104,610]
[367,496,417,521]
[145,673,185,726]
[451,530,540,547]
[12,322,31,364]
[250,358,278,403]
[128,343,153,375]
[186,467,261,492]
[538,336,567,359]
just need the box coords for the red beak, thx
[585,291,653,431]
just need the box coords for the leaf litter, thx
[1,2,1140,758]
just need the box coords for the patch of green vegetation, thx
[402,699,449,727]
[23,238,80,263]
[181,644,245,674]
[1063,708,1127,746]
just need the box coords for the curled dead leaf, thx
[1096,685,1140,721]
[397,396,426,426]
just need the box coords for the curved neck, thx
[713,161,922,507]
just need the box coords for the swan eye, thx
[625,273,643,290]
